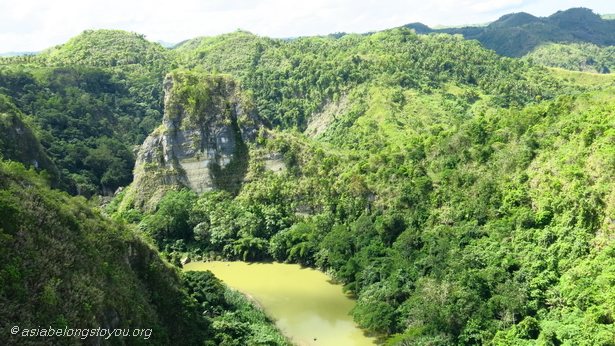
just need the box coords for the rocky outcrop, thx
[304,94,349,138]
[129,71,261,210]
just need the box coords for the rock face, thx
[304,94,349,138]
[129,71,260,210]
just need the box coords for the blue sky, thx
[0,0,613,52]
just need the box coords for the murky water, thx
[184,261,377,346]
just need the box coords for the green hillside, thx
[0,9,614,346]
[121,78,615,344]
[0,95,60,186]
[0,28,566,197]
[0,30,173,195]
[0,161,200,345]
[175,29,562,129]
[43,29,170,71]
[116,27,615,344]
[524,42,615,73]
[0,160,289,345]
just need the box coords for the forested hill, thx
[0,16,614,346]
[125,27,612,344]
[0,30,170,196]
[405,7,615,57]
[1,28,562,196]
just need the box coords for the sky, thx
[0,0,613,52]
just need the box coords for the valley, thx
[0,6,614,346]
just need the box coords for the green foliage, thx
[166,70,240,124]
[270,222,318,265]
[0,29,170,195]
[0,95,60,185]
[525,42,615,73]
[184,270,290,346]
[0,160,289,345]
[0,64,161,195]
[0,161,212,345]
[139,189,197,247]
[44,29,170,72]
[2,23,613,345]
[174,30,272,81]
[129,86,614,344]
[175,29,562,129]
[0,26,573,197]
[353,293,397,334]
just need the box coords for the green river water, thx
[184,261,377,346]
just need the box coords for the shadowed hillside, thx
[405,8,615,57]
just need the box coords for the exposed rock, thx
[304,95,348,138]
[129,71,261,210]
[263,152,286,174]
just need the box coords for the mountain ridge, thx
[404,7,615,56]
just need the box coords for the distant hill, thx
[0,51,37,57]
[156,40,177,48]
[42,29,170,70]
[405,7,615,57]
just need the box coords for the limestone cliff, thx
[128,71,260,210]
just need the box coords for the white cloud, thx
[0,0,613,52]
[469,0,526,13]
